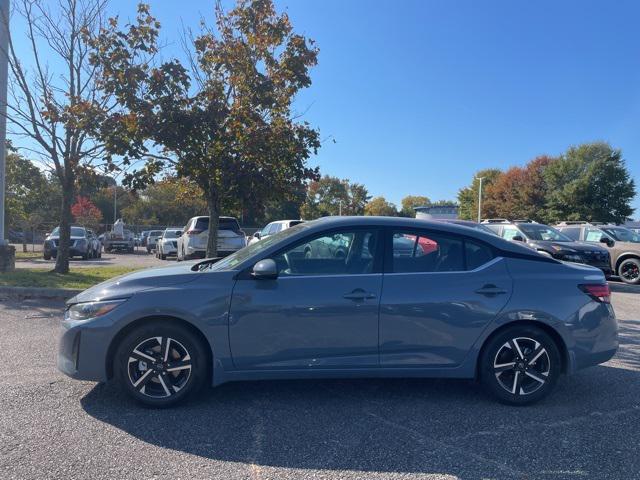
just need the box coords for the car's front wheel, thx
[114,322,209,407]
[480,325,561,405]
[618,258,640,285]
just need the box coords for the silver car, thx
[58,216,618,407]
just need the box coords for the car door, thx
[379,229,513,367]
[228,227,383,370]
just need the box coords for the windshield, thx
[210,222,310,271]
[51,227,85,237]
[602,227,640,243]
[518,224,572,242]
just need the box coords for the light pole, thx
[475,177,485,223]
[0,0,9,246]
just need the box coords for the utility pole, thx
[338,200,342,216]
[113,185,117,224]
[0,0,8,246]
[475,177,485,223]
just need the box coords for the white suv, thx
[248,219,305,245]
[177,216,246,260]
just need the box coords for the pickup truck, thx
[103,221,136,253]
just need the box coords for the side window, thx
[559,227,580,240]
[465,240,494,270]
[501,226,521,241]
[585,228,604,242]
[392,231,464,273]
[273,230,378,276]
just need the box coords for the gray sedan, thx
[58,216,618,407]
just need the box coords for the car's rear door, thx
[379,228,513,367]
[228,227,383,370]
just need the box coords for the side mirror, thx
[253,231,261,239]
[252,258,278,279]
[600,237,614,247]
[512,235,525,242]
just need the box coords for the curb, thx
[0,286,81,300]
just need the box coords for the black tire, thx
[43,254,51,260]
[479,325,561,405]
[82,252,89,260]
[160,253,166,260]
[114,321,209,407]
[618,258,640,285]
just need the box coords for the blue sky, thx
[14,0,640,216]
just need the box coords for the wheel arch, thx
[105,315,214,381]
[476,320,569,378]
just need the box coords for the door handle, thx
[343,289,377,300]
[475,284,507,296]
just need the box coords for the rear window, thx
[219,218,241,231]
[193,217,240,231]
[289,220,305,227]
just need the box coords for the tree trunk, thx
[205,191,219,258]
[22,226,27,253]
[54,180,74,274]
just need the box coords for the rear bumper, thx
[566,303,618,373]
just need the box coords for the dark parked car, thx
[556,222,640,284]
[482,220,611,274]
[59,217,617,407]
[43,226,94,260]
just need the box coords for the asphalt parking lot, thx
[0,289,638,480]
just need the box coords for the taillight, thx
[186,229,202,236]
[579,284,611,303]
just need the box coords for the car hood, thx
[528,240,607,253]
[67,263,202,304]
[47,235,86,241]
[611,241,640,251]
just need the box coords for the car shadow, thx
[81,315,640,479]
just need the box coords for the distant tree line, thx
[458,142,636,224]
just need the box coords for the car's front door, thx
[229,228,383,370]
[380,229,513,367]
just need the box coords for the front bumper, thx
[58,316,113,381]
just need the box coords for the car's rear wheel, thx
[618,258,640,285]
[114,322,209,407]
[480,325,561,405]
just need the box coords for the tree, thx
[5,0,111,273]
[89,1,321,257]
[481,156,555,222]
[457,169,502,220]
[364,196,397,216]
[400,195,430,217]
[121,177,208,227]
[300,175,370,219]
[71,196,102,229]
[543,142,635,223]
[5,148,53,250]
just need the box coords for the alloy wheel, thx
[620,261,640,282]
[127,336,192,398]
[493,337,550,396]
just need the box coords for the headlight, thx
[65,299,126,321]
[562,254,583,263]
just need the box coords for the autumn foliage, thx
[71,196,103,228]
